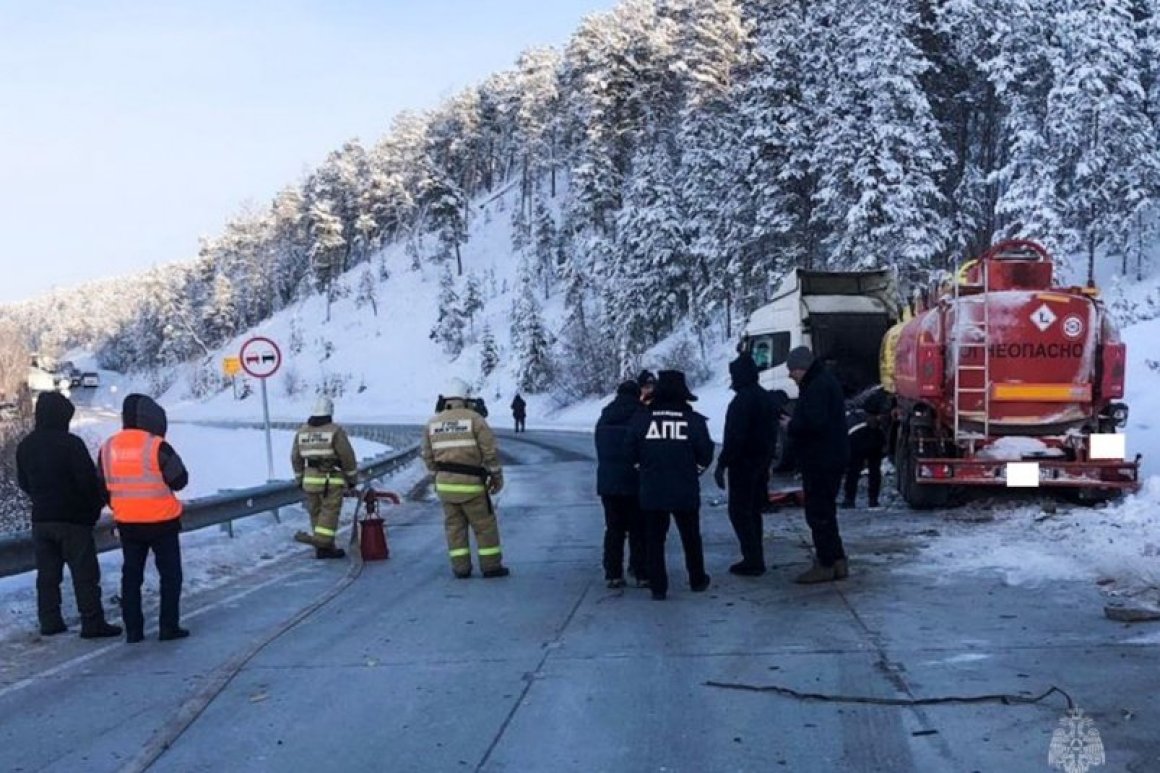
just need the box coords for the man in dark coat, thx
[594,381,646,587]
[714,354,775,576]
[842,385,892,509]
[16,392,123,639]
[511,394,527,433]
[784,346,851,583]
[626,370,714,600]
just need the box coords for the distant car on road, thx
[81,372,100,388]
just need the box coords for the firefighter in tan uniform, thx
[422,378,509,579]
[291,397,358,559]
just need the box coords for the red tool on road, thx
[345,487,400,561]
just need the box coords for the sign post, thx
[239,336,283,482]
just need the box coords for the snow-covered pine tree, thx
[992,1,1066,255]
[429,177,468,275]
[737,0,824,279]
[510,203,531,253]
[355,267,378,316]
[429,265,465,357]
[202,272,238,345]
[308,199,346,322]
[510,265,554,393]
[612,140,687,372]
[462,273,484,334]
[513,47,563,200]
[479,323,500,379]
[808,0,951,269]
[1048,0,1160,282]
[532,199,557,299]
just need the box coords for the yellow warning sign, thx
[223,356,241,377]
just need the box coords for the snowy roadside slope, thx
[99,179,737,441]
[1120,315,1160,475]
[131,185,568,429]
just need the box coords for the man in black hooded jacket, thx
[98,394,190,642]
[594,380,645,587]
[16,392,122,638]
[626,370,714,600]
[784,347,850,583]
[714,354,775,576]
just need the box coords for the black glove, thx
[714,464,726,491]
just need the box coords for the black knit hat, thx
[786,346,815,371]
[637,369,656,388]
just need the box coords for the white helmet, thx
[311,396,334,417]
[442,378,470,400]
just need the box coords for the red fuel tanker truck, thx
[883,240,1139,508]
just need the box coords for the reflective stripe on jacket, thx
[100,429,182,523]
[291,422,358,494]
[421,402,501,504]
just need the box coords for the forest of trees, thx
[4,0,1160,397]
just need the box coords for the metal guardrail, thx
[0,423,422,578]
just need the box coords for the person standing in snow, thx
[98,394,189,642]
[714,354,775,576]
[291,397,359,559]
[511,394,527,433]
[595,380,646,588]
[783,347,850,584]
[16,392,122,639]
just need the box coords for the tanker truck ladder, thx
[953,256,992,451]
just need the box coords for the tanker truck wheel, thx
[896,427,951,510]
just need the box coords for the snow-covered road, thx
[0,430,1157,772]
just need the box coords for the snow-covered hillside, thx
[116,183,730,439]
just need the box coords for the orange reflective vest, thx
[101,429,182,523]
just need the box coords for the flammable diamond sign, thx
[1031,303,1058,333]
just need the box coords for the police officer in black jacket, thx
[714,354,775,576]
[594,380,646,588]
[784,347,851,583]
[16,392,122,638]
[626,370,714,600]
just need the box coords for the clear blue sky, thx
[0,0,616,303]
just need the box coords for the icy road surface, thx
[0,430,1157,772]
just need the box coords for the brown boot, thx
[834,559,849,580]
[794,562,838,584]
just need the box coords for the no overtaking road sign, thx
[239,337,282,379]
